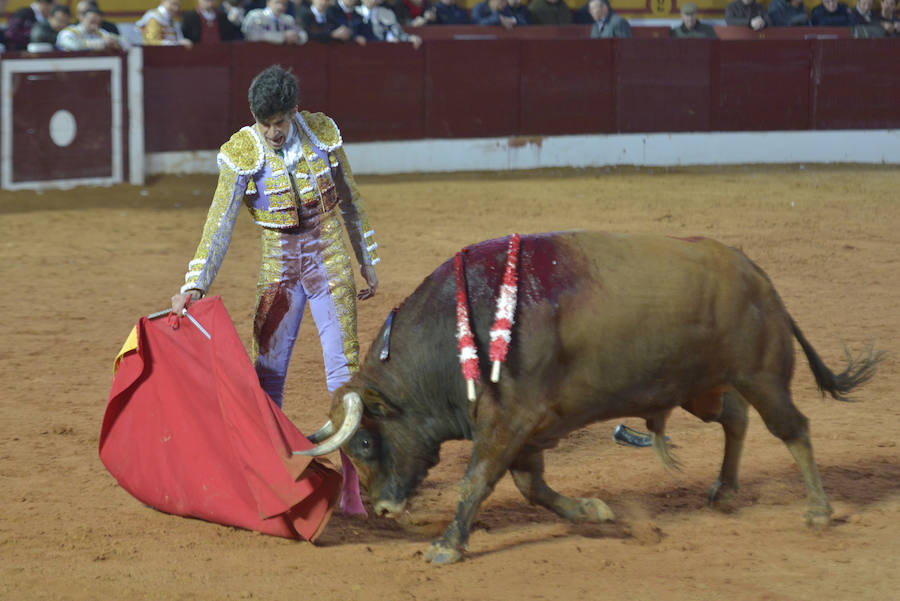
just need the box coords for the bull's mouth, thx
[373,498,407,518]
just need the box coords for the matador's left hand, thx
[358,265,378,300]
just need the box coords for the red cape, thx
[99,297,340,541]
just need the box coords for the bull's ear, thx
[362,387,400,418]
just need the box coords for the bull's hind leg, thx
[734,376,832,527]
[509,448,615,523]
[708,390,749,509]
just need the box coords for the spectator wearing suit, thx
[297,0,341,42]
[810,0,852,24]
[768,0,810,24]
[725,0,772,29]
[589,0,631,37]
[670,2,717,37]
[57,6,122,49]
[30,4,71,46]
[325,0,367,43]
[242,0,309,43]
[357,0,424,46]
[182,0,242,42]
[528,0,572,24]
[849,0,875,21]
[5,0,53,50]
[876,0,899,34]
[472,0,528,27]
[433,0,470,23]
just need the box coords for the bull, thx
[299,231,882,564]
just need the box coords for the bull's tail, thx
[790,318,884,402]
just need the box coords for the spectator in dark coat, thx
[385,0,436,26]
[725,0,772,29]
[182,0,242,42]
[768,0,811,24]
[433,0,470,23]
[5,0,54,50]
[528,0,572,24]
[30,4,71,46]
[588,0,630,37]
[472,0,528,27]
[810,0,852,24]
[670,1,717,36]
[325,0,367,43]
[297,0,342,41]
[76,0,120,34]
[875,0,899,34]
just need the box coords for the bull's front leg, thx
[424,406,537,565]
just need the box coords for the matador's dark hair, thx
[248,65,299,123]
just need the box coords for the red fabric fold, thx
[99,297,340,541]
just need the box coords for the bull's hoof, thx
[707,479,739,512]
[805,509,832,531]
[424,541,463,565]
[573,498,615,523]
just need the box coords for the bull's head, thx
[298,388,441,518]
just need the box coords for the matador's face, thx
[256,108,297,152]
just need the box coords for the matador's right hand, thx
[171,289,202,315]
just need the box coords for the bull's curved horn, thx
[293,392,362,457]
[307,421,334,444]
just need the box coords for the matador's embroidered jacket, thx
[180,110,379,295]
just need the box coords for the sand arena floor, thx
[1,165,898,601]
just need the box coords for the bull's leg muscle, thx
[424,405,540,564]
[510,449,614,523]
[734,375,832,526]
[708,390,749,508]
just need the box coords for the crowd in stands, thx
[0,0,898,52]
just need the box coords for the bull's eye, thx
[354,433,375,459]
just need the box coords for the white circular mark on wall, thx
[49,110,77,147]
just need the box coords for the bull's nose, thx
[373,499,407,517]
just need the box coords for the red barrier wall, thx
[136,35,900,152]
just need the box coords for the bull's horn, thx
[307,421,334,444]
[293,392,362,457]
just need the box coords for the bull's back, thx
[517,231,792,419]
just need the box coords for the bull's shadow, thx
[316,454,900,548]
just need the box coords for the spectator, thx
[472,0,527,27]
[876,0,899,33]
[506,0,530,23]
[386,0,436,25]
[810,0,852,24]
[589,0,630,36]
[433,0,470,23]
[30,4,71,46]
[725,0,772,29]
[242,0,309,43]
[76,0,119,35]
[137,0,193,46]
[325,0,367,43]
[297,0,342,41]
[528,0,572,24]
[849,0,875,21]
[768,0,810,24]
[357,0,424,45]
[573,1,593,24]
[57,6,122,49]
[5,0,53,51]
[670,1,717,36]
[182,0,242,42]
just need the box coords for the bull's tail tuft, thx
[791,319,885,402]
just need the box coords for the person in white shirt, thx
[242,0,308,44]
[57,6,122,50]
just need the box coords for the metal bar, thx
[183,309,211,340]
